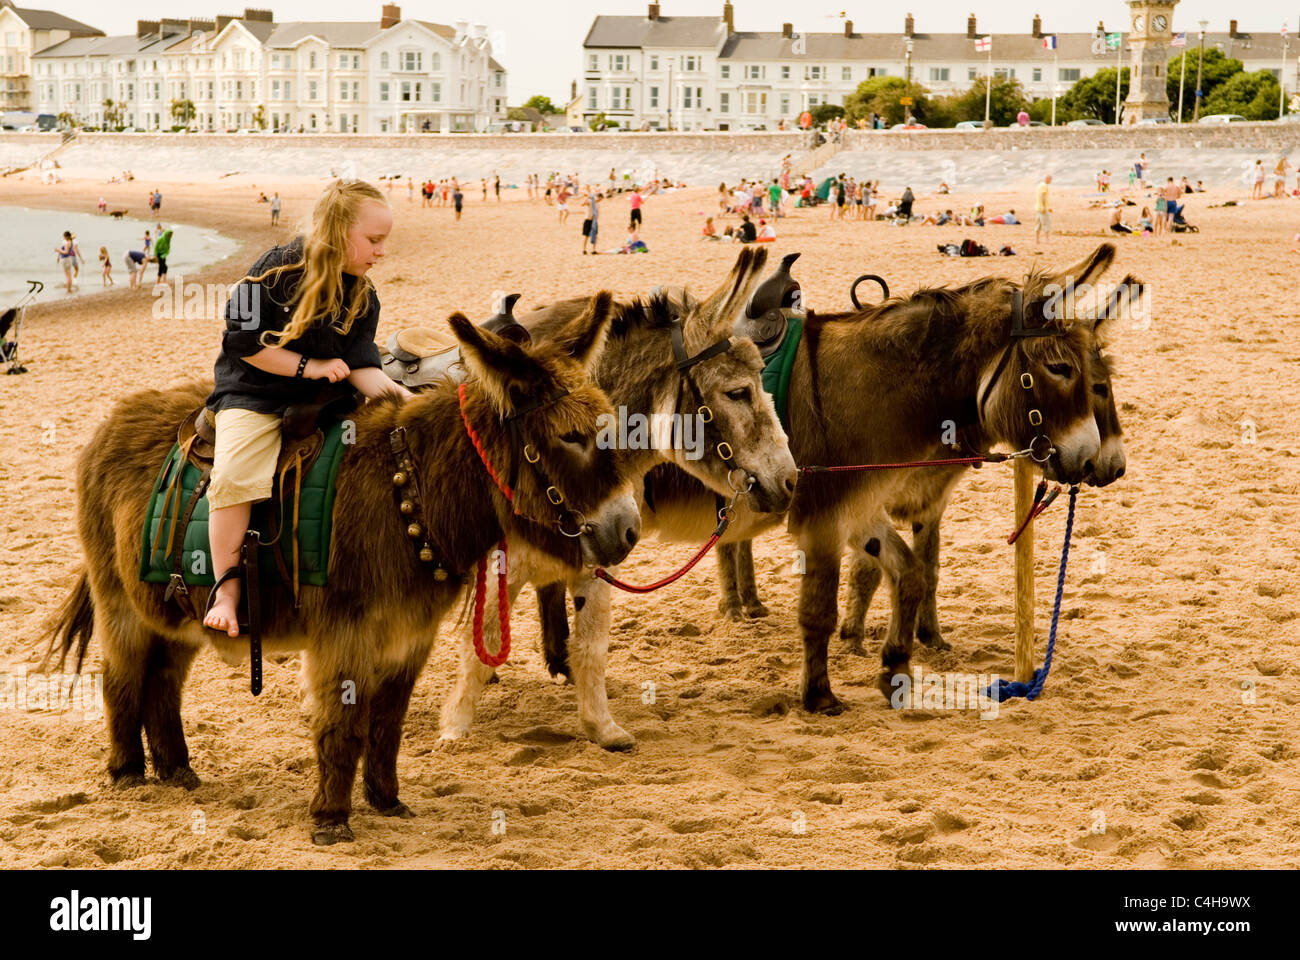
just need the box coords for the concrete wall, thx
[841,123,1300,152]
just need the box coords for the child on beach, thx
[701,216,718,239]
[202,179,411,636]
[99,246,113,286]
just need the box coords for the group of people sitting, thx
[701,214,776,243]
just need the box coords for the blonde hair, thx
[248,179,388,348]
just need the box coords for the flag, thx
[1042,35,1057,50]
[1106,32,1122,50]
[975,36,991,53]
[1171,31,1186,48]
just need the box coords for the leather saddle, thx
[734,252,802,359]
[382,293,526,389]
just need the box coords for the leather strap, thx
[242,530,263,696]
[668,316,731,372]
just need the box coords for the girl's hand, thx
[305,358,351,382]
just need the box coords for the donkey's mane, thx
[609,291,678,339]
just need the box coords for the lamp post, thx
[1192,20,1207,122]
[1281,23,1290,119]
[906,38,914,84]
[666,56,673,131]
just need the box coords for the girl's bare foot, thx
[204,580,242,637]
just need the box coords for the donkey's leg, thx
[363,638,433,818]
[303,641,371,845]
[537,582,572,681]
[911,519,951,651]
[797,532,847,715]
[568,574,633,750]
[840,553,884,656]
[715,542,744,621]
[97,591,153,787]
[142,637,200,788]
[735,540,769,618]
[869,522,926,703]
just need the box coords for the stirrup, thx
[202,566,247,636]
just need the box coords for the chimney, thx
[1032,14,1042,38]
[648,2,659,20]
[782,23,792,39]
[844,20,853,37]
[472,23,487,39]
[215,15,234,32]
[136,19,160,38]
[1229,19,1239,39]
[161,17,186,33]
[571,79,577,101]
[904,13,915,38]
[188,18,215,34]
[723,2,734,36]
[380,3,400,29]
[967,14,976,39]
[243,8,273,21]
[454,18,468,41]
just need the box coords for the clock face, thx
[1153,15,1168,32]
[1133,15,1145,32]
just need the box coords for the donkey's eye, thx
[560,431,586,446]
[725,387,752,403]
[1092,383,1110,399]
[1046,363,1073,378]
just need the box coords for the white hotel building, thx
[584,4,1296,130]
[32,4,507,133]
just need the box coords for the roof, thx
[7,5,103,36]
[719,31,1127,62]
[265,21,378,47]
[33,31,185,57]
[585,15,726,49]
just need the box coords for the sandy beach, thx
[1,167,1298,869]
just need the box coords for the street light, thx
[1193,19,1207,122]
[905,38,914,84]
[665,56,674,132]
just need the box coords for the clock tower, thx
[1122,0,1179,123]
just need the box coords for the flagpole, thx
[1178,48,1187,122]
[1052,43,1058,126]
[1114,32,1123,125]
[985,38,992,124]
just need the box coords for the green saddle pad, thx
[139,421,348,587]
[759,315,803,430]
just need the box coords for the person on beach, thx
[1273,157,1289,199]
[270,192,281,226]
[407,178,414,203]
[453,182,464,221]
[1252,160,1265,200]
[581,190,600,254]
[755,219,776,242]
[99,246,113,286]
[97,197,107,213]
[1153,190,1167,236]
[494,173,501,202]
[1108,206,1133,234]
[1162,177,1182,233]
[1035,174,1052,245]
[55,231,78,293]
[619,229,648,254]
[734,213,757,243]
[557,182,571,224]
[202,179,410,636]
[142,230,153,257]
[1138,207,1154,234]
[481,178,487,201]
[1134,154,1148,188]
[123,249,146,288]
[628,188,643,231]
[153,227,173,285]
[701,216,718,239]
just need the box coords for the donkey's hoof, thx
[916,625,951,651]
[879,669,911,704]
[840,630,868,657]
[717,600,744,622]
[544,659,573,683]
[160,767,201,790]
[802,690,845,715]
[311,821,355,845]
[372,800,415,819]
[110,770,147,789]
[743,601,769,619]
[593,725,635,751]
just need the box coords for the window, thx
[744,64,764,80]
[681,86,692,108]
[610,86,624,110]
[720,64,729,79]
[272,79,281,98]
[339,54,347,68]
[650,56,659,70]
[587,86,598,109]
[968,67,978,80]
[339,81,348,100]
[283,80,291,99]
[402,51,421,71]
[805,65,823,80]
[1058,68,1080,82]
[719,91,729,113]
[379,81,389,101]
[380,52,389,69]
[781,65,790,80]
[610,53,627,72]
[431,52,440,71]
[1032,67,1042,82]
[994,67,1016,79]
[929,67,949,82]
[413,82,421,101]
[780,93,790,114]
[683,55,698,72]
[431,81,441,102]
[401,81,411,101]
[309,80,318,100]
[743,91,766,114]
[587,53,598,72]
[842,66,852,81]
[309,52,317,69]
[649,85,659,108]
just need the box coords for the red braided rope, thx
[472,537,511,667]
[458,382,514,503]
[594,531,724,593]
[799,455,993,475]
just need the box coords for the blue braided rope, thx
[986,485,1078,704]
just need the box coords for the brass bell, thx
[400,500,415,515]
[407,522,422,538]
[419,546,434,562]
[392,471,408,486]
[434,566,449,582]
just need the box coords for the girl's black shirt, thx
[205,238,382,415]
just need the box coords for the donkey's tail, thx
[41,569,95,673]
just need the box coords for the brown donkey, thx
[45,295,641,844]
[543,244,1121,714]
[437,248,798,749]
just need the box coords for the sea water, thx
[0,205,239,303]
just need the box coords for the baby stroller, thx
[1169,201,1199,233]
[1,280,42,374]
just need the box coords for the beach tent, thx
[816,177,835,201]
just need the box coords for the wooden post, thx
[1014,458,1035,683]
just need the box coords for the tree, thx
[56,111,78,130]
[253,103,267,130]
[1166,48,1243,122]
[844,76,932,127]
[169,98,196,127]
[587,112,619,131]
[810,103,845,125]
[1057,67,1129,124]
[102,98,122,129]
[934,75,1030,127]
[1203,69,1282,120]
[523,95,558,115]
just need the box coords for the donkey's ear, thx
[449,312,540,415]
[1053,243,1116,289]
[694,246,769,334]
[1092,273,1142,341]
[553,290,614,371]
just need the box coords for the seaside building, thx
[31,4,507,132]
[583,4,1297,129]
[0,0,102,113]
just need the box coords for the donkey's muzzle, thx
[580,490,642,568]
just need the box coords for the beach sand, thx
[1,171,1298,869]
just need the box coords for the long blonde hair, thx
[250,179,387,347]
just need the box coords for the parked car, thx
[1006,120,1047,128]
[1066,118,1107,127]
[889,122,928,131]
[954,120,986,130]
[1198,114,1248,124]
[1136,117,1173,126]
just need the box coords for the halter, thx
[975,288,1060,465]
[667,316,750,488]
